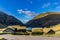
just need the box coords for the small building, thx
[47,29,55,35]
[3,28,14,33]
[32,28,43,35]
[7,25,26,30]
[7,25,26,33]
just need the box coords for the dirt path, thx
[0,35,60,40]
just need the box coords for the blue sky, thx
[0,0,60,23]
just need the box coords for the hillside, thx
[26,12,60,28]
[0,12,24,28]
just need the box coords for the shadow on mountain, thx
[0,11,25,28]
[26,14,60,28]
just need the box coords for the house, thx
[3,28,14,33]
[7,25,26,34]
[32,28,43,35]
[47,29,55,34]
[7,25,26,30]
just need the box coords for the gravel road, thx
[0,35,60,40]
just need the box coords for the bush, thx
[0,38,7,40]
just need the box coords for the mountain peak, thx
[26,12,60,28]
[0,11,24,28]
[34,12,60,20]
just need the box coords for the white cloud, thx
[17,9,24,14]
[42,3,51,8]
[17,9,36,18]
[24,11,36,16]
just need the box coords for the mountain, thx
[0,12,24,28]
[26,12,60,28]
